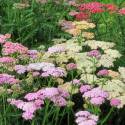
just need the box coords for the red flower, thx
[119,8,125,15]
[104,4,118,13]
[78,2,104,13]
[75,12,89,20]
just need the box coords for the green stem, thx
[42,101,50,125]
[101,107,114,125]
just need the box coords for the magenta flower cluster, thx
[8,87,69,120]
[81,87,109,105]
[0,74,19,85]
[75,111,98,125]
[110,98,121,107]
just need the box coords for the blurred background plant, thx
[0,0,72,47]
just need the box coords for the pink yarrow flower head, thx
[72,79,81,86]
[2,41,28,55]
[75,110,98,125]
[83,87,109,105]
[80,85,92,93]
[0,74,19,85]
[87,50,101,59]
[97,69,109,76]
[110,98,121,107]
[0,34,7,44]
[25,87,69,107]
[119,8,125,15]
[28,50,38,59]
[8,99,43,120]
[66,63,77,71]
[0,57,16,64]
[42,67,67,77]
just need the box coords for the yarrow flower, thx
[27,62,66,77]
[97,69,109,76]
[41,67,67,77]
[87,50,101,59]
[24,87,70,107]
[14,65,27,74]
[72,79,81,86]
[0,34,7,44]
[0,74,19,85]
[8,87,70,120]
[79,2,104,13]
[66,63,77,71]
[0,57,16,64]
[8,99,43,120]
[80,85,92,93]
[75,12,89,20]
[75,110,98,125]
[104,4,118,13]
[2,42,28,55]
[47,45,66,54]
[119,8,125,15]
[110,98,121,107]
[82,87,109,105]
[8,87,69,120]
[27,62,55,71]
[28,50,38,59]
[59,20,75,30]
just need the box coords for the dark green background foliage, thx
[0,0,71,47]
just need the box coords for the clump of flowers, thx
[27,62,66,77]
[27,50,39,59]
[0,34,11,44]
[0,57,16,64]
[47,45,66,54]
[119,8,125,15]
[2,41,28,55]
[59,20,95,38]
[110,98,121,107]
[0,74,19,85]
[14,65,27,74]
[9,87,69,120]
[8,99,43,120]
[87,50,101,59]
[66,63,77,71]
[81,87,109,105]
[97,69,109,76]
[75,110,99,125]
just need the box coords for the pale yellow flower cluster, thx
[62,20,95,39]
